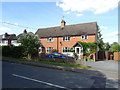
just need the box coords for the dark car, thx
[45,53,73,59]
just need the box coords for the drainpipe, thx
[57,37,59,51]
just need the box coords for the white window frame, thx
[11,40,17,44]
[47,37,54,42]
[46,47,53,53]
[2,40,8,44]
[62,47,70,53]
[63,36,70,41]
[81,35,88,40]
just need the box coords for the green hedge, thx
[2,46,25,58]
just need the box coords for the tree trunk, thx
[28,53,32,60]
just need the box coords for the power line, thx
[0,21,37,30]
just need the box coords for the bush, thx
[2,46,25,58]
[51,49,59,53]
[73,53,78,60]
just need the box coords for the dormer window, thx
[63,36,70,41]
[81,35,88,39]
[47,37,53,42]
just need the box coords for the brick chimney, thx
[61,19,66,28]
[23,29,27,34]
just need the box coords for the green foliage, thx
[69,48,75,52]
[19,33,41,59]
[109,42,120,52]
[104,42,111,51]
[73,53,78,60]
[97,26,105,51]
[51,49,59,53]
[77,41,97,56]
[2,46,24,58]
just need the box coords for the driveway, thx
[86,60,119,88]
[86,60,119,72]
[86,60,120,80]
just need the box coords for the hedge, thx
[2,46,25,58]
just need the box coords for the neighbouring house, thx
[0,33,20,46]
[17,29,34,40]
[35,20,98,59]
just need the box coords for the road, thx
[2,61,107,88]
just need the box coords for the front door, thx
[75,47,81,59]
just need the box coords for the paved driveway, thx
[86,60,119,88]
[86,60,119,72]
[86,60,119,79]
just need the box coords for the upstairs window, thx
[81,35,88,39]
[47,37,53,42]
[63,36,70,41]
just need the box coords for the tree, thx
[19,33,41,59]
[97,26,105,51]
[109,42,120,52]
[104,42,111,51]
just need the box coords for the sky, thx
[0,0,119,44]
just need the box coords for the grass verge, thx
[2,56,92,69]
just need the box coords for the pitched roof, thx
[0,33,18,40]
[35,22,98,38]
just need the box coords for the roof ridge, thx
[38,21,97,30]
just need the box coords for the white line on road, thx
[12,74,68,89]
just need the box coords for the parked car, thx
[45,53,73,59]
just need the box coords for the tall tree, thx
[97,26,105,51]
[104,42,111,51]
[19,33,41,59]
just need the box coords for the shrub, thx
[2,46,25,58]
[73,53,78,60]
[51,49,59,53]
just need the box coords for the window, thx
[81,35,88,39]
[11,40,17,43]
[63,36,70,41]
[2,40,7,44]
[46,47,53,53]
[2,40,5,43]
[62,47,70,52]
[47,37,53,42]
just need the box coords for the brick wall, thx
[40,35,96,53]
[114,52,120,61]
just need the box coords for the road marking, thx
[12,74,68,89]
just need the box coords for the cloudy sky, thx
[0,0,119,44]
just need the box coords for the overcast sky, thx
[0,0,119,44]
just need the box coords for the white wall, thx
[0,40,8,46]
[11,40,21,46]
[62,52,74,57]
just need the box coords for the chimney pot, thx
[61,20,66,28]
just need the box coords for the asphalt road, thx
[2,62,96,88]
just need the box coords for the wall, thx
[114,52,120,61]
[40,35,96,53]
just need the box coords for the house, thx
[35,20,98,59]
[17,29,35,41]
[0,33,20,46]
